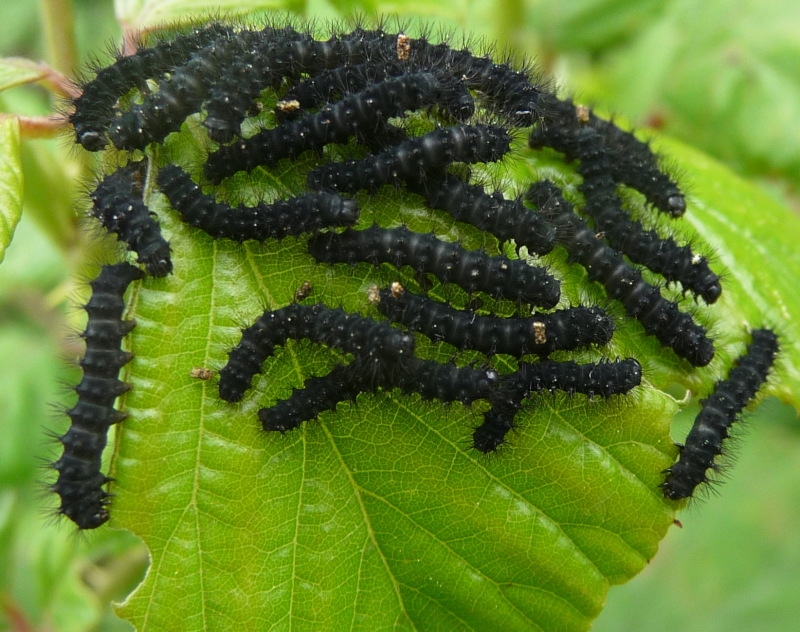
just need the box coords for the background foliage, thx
[0,0,798,630]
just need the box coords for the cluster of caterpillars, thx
[55,18,778,528]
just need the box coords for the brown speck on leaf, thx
[294,280,313,301]
[190,367,215,380]
[367,284,381,305]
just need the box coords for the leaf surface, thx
[0,116,22,265]
[0,57,49,92]
[112,138,685,631]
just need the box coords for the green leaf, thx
[93,66,800,626]
[0,57,49,92]
[104,123,687,631]
[0,116,22,265]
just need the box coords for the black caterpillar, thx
[200,26,465,142]
[51,262,143,529]
[307,225,561,307]
[307,124,512,192]
[531,96,686,217]
[104,23,537,150]
[408,174,557,256]
[276,59,472,122]
[258,361,366,433]
[157,165,360,242]
[373,282,613,356]
[536,122,721,303]
[90,163,172,277]
[525,181,714,367]
[106,26,294,150]
[219,303,416,402]
[331,28,548,125]
[70,22,234,151]
[74,24,550,153]
[473,358,643,453]
[202,24,544,137]
[204,72,472,182]
[259,355,498,433]
[661,328,779,499]
[200,25,325,143]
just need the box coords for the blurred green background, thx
[1,0,798,630]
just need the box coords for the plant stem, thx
[39,0,77,77]
[495,0,526,61]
